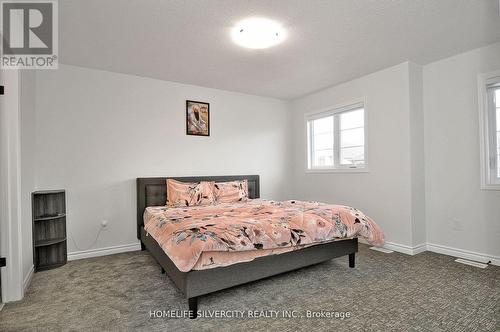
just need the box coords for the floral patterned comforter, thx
[144,199,384,272]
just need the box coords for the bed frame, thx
[137,175,358,318]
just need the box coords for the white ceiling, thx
[59,0,500,100]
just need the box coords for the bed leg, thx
[349,253,355,268]
[140,242,146,251]
[188,297,198,319]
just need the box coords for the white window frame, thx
[305,99,369,173]
[478,70,500,190]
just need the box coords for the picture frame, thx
[186,100,210,136]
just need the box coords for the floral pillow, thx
[214,180,249,204]
[166,179,215,207]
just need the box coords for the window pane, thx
[313,116,333,134]
[341,127,364,148]
[313,132,333,150]
[497,89,500,177]
[497,107,500,132]
[497,129,500,178]
[340,109,364,130]
[340,108,364,166]
[340,146,365,166]
[496,89,500,129]
[310,116,334,168]
[314,149,334,167]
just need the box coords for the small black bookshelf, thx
[32,190,67,271]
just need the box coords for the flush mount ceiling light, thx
[231,17,286,49]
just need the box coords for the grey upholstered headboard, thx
[136,175,260,239]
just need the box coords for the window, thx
[479,72,500,189]
[494,88,500,179]
[306,102,367,171]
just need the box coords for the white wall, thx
[34,65,291,256]
[423,42,500,259]
[290,63,421,249]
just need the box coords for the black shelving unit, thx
[32,190,67,271]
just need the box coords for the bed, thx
[137,175,375,318]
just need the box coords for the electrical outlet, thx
[101,220,108,228]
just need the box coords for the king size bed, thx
[137,175,384,319]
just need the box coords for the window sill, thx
[305,168,370,174]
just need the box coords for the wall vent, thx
[455,258,488,269]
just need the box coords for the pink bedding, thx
[191,239,351,270]
[144,199,384,272]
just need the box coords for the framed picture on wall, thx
[186,100,210,136]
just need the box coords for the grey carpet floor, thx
[0,244,498,332]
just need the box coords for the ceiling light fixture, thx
[231,17,286,49]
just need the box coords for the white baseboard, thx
[68,243,141,261]
[363,237,499,266]
[23,265,34,294]
[426,243,500,266]
[412,243,428,255]
[358,238,425,255]
[383,241,427,255]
